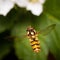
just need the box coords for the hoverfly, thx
[26,24,56,53]
[5,24,56,53]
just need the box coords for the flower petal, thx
[26,3,43,16]
[0,0,14,16]
[15,0,28,7]
[39,0,46,4]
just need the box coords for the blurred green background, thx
[0,0,60,60]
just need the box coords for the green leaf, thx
[44,0,60,20]
[11,19,48,60]
[46,24,60,60]
[11,11,60,60]
[36,13,60,60]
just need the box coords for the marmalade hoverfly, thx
[26,24,56,53]
[5,24,56,53]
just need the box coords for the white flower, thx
[26,0,45,16]
[0,0,14,16]
[14,0,28,7]
[0,0,27,16]
[0,0,45,16]
[26,2,43,16]
[15,0,45,16]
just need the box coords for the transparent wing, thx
[38,24,56,36]
[4,35,27,41]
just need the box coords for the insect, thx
[5,24,56,53]
[26,24,56,53]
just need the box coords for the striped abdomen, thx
[30,37,40,53]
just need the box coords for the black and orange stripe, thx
[30,37,40,53]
